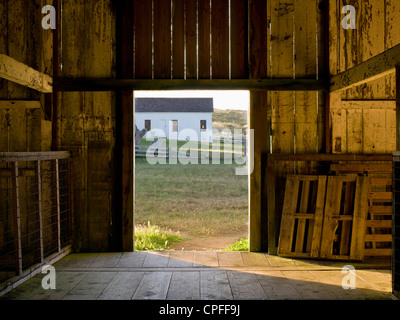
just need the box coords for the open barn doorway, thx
[134,90,250,251]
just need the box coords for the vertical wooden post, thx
[249,91,269,252]
[396,65,400,151]
[35,160,44,262]
[68,159,73,245]
[55,159,61,252]
[117,0,135,251]
[266,155,276,254]
[248,0,269,252]
[11,162,22,275]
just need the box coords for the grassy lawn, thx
[134,157,248,239]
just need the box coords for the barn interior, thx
[0,0,399,302]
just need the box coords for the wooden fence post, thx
[11,162,22,275]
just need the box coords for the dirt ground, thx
[171,231,248,251]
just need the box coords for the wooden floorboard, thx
[166,271,200,300]
[0,252,393,300]
[200,270,233,300]
[98,272,144,300]
[132,271,172,300]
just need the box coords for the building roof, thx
[135,98,214,113]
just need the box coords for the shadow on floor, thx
[0,251,394,300]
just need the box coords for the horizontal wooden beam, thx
[339,100,396,110]
[0,100,41,109]
[266,153,392,162]
[54,78,328,92]
[0,54,53,93]
[0,151,71,162]
[330,43,400,92]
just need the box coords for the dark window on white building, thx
[200,120,207,131]
[145,119,151,131]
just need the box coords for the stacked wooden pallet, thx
[278,174,370,261]
[331,163,392,258]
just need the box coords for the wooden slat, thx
[230,0,248,79]
[248,0,268,79]
[154,0,172,79]
[268,153,392,161]
[340,100,396,110]
[364,249,392,256]
[278,176,300,255]
[172,0,185,78]
[330,43,400,92]
[369,206,392,214]
[198,0,211,79]
[185,0,197,79]
[134,0,153,79]
[349,176,369,260]
[364,234,392,242]
[0,54,52,93]
[310,176,327,257]
[320,176,342,259]
[295,180,310,253]
[293,213,315,219]
[369,192,392,200]
[366,220,392,228]
[330,215,353,221]
[269,1,295,182]
[370,177,392,185]
[340,181,355,255]
[0,100,41,109]
[330,164,392,173]
[211,0,229,78]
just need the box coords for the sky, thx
[134,90,249,110]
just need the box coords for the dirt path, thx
[171,231,247,251]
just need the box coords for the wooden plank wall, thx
[328,0,400,154]
[58,0,116,251]
[0,0,327,252]
[0,0,54,260]
[266,0,326,252]
[0,0,53,152]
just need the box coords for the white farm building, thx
[135,98,214,142]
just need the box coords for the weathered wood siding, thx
[58,0,116,251]
[328,0,400,154]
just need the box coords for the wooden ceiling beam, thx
[54,78,328,92]
[330,43,400,92]
[0,54,53,93]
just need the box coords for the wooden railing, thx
[0,152,72,293]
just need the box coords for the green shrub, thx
[221,237,249,251]
[134,222,183,251]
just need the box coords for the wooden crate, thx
[278,175,327,258]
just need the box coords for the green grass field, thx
[134,157,248,240]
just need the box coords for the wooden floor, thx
[0,251,394,300]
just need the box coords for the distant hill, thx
[212,109,247,131]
